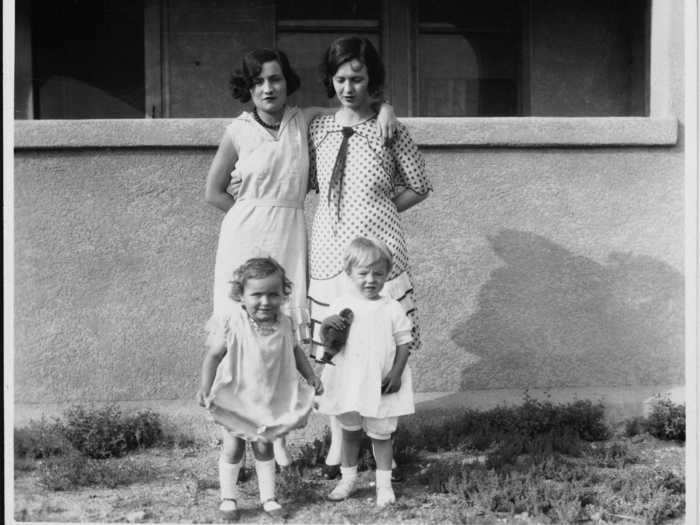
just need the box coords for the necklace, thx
[253,108,282,130]
[246,310,279,335]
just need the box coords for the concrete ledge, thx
[14,117,678,149]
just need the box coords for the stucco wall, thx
[13,118,684,403]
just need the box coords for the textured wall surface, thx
[14,140,684,403]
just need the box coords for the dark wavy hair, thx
[320,37,385,99]
[228,257,293,301]
[229,49,301,103]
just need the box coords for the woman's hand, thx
[307,375,324,395]
[376,102,397,143]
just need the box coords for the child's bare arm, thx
[197,344,227,406]
[293,345,324,395]
[381,343,410,394]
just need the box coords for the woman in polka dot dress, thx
[307,36,432,479]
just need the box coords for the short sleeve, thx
[391,122,432,195]
[224,120,242,153]
[390,300,413,346]
[205,314,233,352]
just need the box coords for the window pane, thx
[31,0,145,119]
[418,33,519,116]
[417,0,522,116]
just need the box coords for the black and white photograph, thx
[5,0,698,523]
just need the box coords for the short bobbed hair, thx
[320,37,385,99]
[229,257,293,301]
[229,48,301,103]
[343,236,393,274]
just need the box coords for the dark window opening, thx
[417,0,522,116]
[31,0,145,118]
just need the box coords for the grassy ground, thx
[12,399,686,524]
[13,433,684,524]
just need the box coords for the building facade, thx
[13,1,686,412]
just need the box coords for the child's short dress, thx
[317,294,415,420]
[206,307,316,441]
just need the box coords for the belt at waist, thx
[236,198,303,209]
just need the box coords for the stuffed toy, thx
[318,308,354,365]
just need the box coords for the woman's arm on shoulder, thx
[204,132,238,212]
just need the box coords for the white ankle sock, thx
[376,469,395,507]
[219,458,242,500]
[255,458,277,503]
[340,465,358,480]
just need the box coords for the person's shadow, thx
[452,229,684,389]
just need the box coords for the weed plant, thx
[645,396,685,441]
[63,405,163,458]
[392,395,609,469]
[623,396,685,442]
[14,417,72,460]
[15,404,166,490]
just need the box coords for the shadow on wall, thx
[452,230,684,390]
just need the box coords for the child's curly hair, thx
[229,257,293,301]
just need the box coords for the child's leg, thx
[340,428,363,467]
[251,441,286,517]
[328,413,362,501]
[219,431,246,517]
[322,415,343,479]
[273,436,292,467]
[367,417,398,507]
[326,415,343,465]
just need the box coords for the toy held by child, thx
[318,308,354,364]
[197,257,323,521]
[317,237,414,507]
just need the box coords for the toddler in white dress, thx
[317,237,414,507]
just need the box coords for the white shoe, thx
[328,477,357,501]
[376,486,396,507]
[219,499,239,521]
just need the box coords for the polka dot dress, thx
[307,114,432,353]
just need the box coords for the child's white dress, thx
[207,307,316,441]
[317,294,415,419]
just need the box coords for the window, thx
[16,0,649,119]
[29,0,145,119]
[417,0,522,116]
